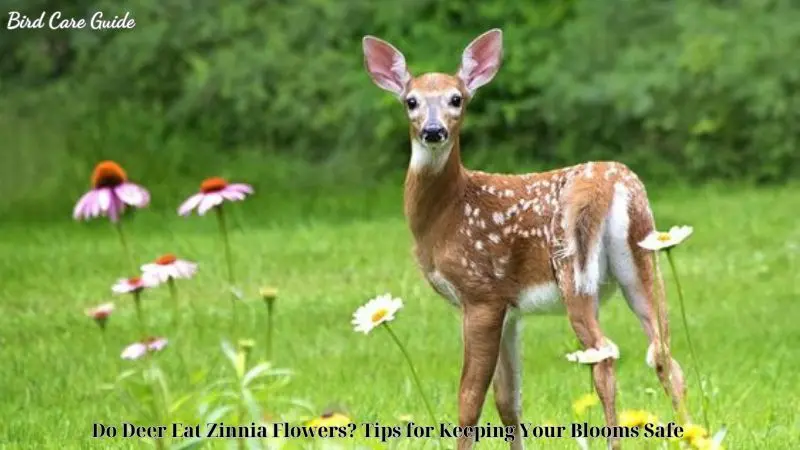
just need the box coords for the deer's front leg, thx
[458,302,505,450]
[493,314,525,450]
[493,315,524,450]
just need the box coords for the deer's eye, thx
[406,97,418,110]
[449,94,462,108]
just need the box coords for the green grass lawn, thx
[1,184,799,449]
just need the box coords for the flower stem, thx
[236,344,252,450]
[167,279,191,377]
[100,327,117,375]
[383,323,438,427]
[114,221,137,274]
[143,359,166,450]
[133,291,146,335]
[265,300,274,361]
[665,249,710,429]
[215,206,238,337]
[168,279,180,331]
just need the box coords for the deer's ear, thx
[457,29,503,97]
[362,36,411,98]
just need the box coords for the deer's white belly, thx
[426,271,565,314]
[426,271,616,317]
[515,282,565,315]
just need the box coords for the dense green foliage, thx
[2,0,799,220]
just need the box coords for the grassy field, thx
[1,183,799,449]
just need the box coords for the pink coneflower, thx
[85,302,115,329]
[112,275,157,295]
[178,177,254,216]
[73,161,150,223]
[121,337,168,360]
[140,253,198,284]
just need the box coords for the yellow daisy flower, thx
[691,437,724,450]
[572,393,599,416]
[306,412,352,428]
[682,423,709,445]
[619,409,658,428]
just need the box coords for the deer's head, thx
[362,29,503,169]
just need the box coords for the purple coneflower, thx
[73,161,150,222]
[85,302,115,330]
[178,177,253,216]
[112,275,157,294]
[178,177,253,337]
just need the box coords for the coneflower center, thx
[200,177,228,193]
[91,309,111,319]
[371,309,388,323]
[128,276,142,284]
[156,254,177,265]
[92,161,128,188]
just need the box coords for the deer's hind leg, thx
[605,182,687,417]
[555,256,622,450]
[553,180,621,449]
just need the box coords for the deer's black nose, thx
[421,125,448,143]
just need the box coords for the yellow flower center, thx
[200,177,228,193]
[155,253,177,265]
[259,287,278,300]
[657,232,672,242]
[91,161,128,188]
[371,308,388,323]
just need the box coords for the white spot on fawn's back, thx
[583,162,594,178]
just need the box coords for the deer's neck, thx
[403,138,467,241]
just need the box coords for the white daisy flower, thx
[566,339,620,364]
[351,293,404,334]
[638,225,693,251]
[140,253,198,284]
[121,337,169,360]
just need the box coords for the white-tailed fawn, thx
[362,28,687,449]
